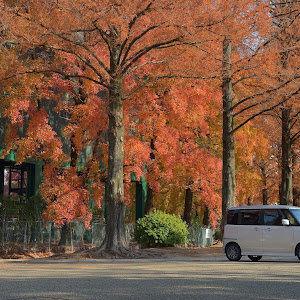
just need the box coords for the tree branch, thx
[14,11,110,74]
[0,70,106,87]
[45,45,108,86]
[232,75,299,110]
[232,87,300,134]
[121,24,162,66]
[233,97,272,117]
[121,36,183,75]
[291,130,300,144]
[120,1,154,58]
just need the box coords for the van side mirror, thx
[282,219,290,226]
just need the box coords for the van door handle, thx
[254,227,259,231]
[265,228,271,231]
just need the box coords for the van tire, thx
[225,243,242,261]
[248,255,262,262]
[296,245,300,260]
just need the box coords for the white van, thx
[223,205,300,261]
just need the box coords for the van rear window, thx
[227,210,239,225]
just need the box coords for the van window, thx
[240,210,260,225]
[227,210,239,225]
[282,209,299,226]
[289,209,300,225]
[263,209,283,226]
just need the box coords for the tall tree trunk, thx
[144,138,155,215]
[260,161,268,205]
[58,223,70,246]
[292,150,299,206]
[102,77,126,253]
[202,205,209,226]
[262,187,268,206]
[293,188,300,206]
[221,37,236,233]
[144,186,154,215]
[183,186,193,225]
[280,107,293,205]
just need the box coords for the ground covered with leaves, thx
[0,243,223,260]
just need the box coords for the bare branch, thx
[233,97,272,117]
[291,130,300,144]
[120,0,154,56]
[46,45,108,86]
[232,87,300,134]
[123,73,220,99]
[92,21,111,48]
[232,75,256,86]
[195,13,232,28]
[0,70,106,87]
[121,36,183,75]
[121,24,161,66]
[14,11,110,74]
[232,75,299,110]
[124,59,165,76]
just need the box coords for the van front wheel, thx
[225,243,242,261]
[248,255,262,262]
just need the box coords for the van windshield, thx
[290,209,300,224]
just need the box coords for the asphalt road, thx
[0,258,299,300]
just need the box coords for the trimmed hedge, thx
[134,210,189,247]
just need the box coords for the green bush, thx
[134,210,189,247]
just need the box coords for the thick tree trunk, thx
[280,107,293,205]
[58,223,70,246]
[183,186,193,225]
[221,38,236,233]
[100,78,127,253]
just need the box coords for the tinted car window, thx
[282,209,299,226]
[263,209,283,226]
[239,210,260,225]
[227,210,239,225]
[289,209,300,225]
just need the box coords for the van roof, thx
[228,205,300,210]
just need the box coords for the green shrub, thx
[134,210,189,247]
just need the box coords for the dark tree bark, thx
[183,186,193,226]
[293,188,300,206]
[58,223,70,246]
[221,37,236,233]
[144,138,156,215]
[260,161,268,205]
[101,77,127,253]
[144,186,154,215]
[95,31,128,254]
[262,187,268,206]
[202,205,209,226]
[280,107,293,205]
